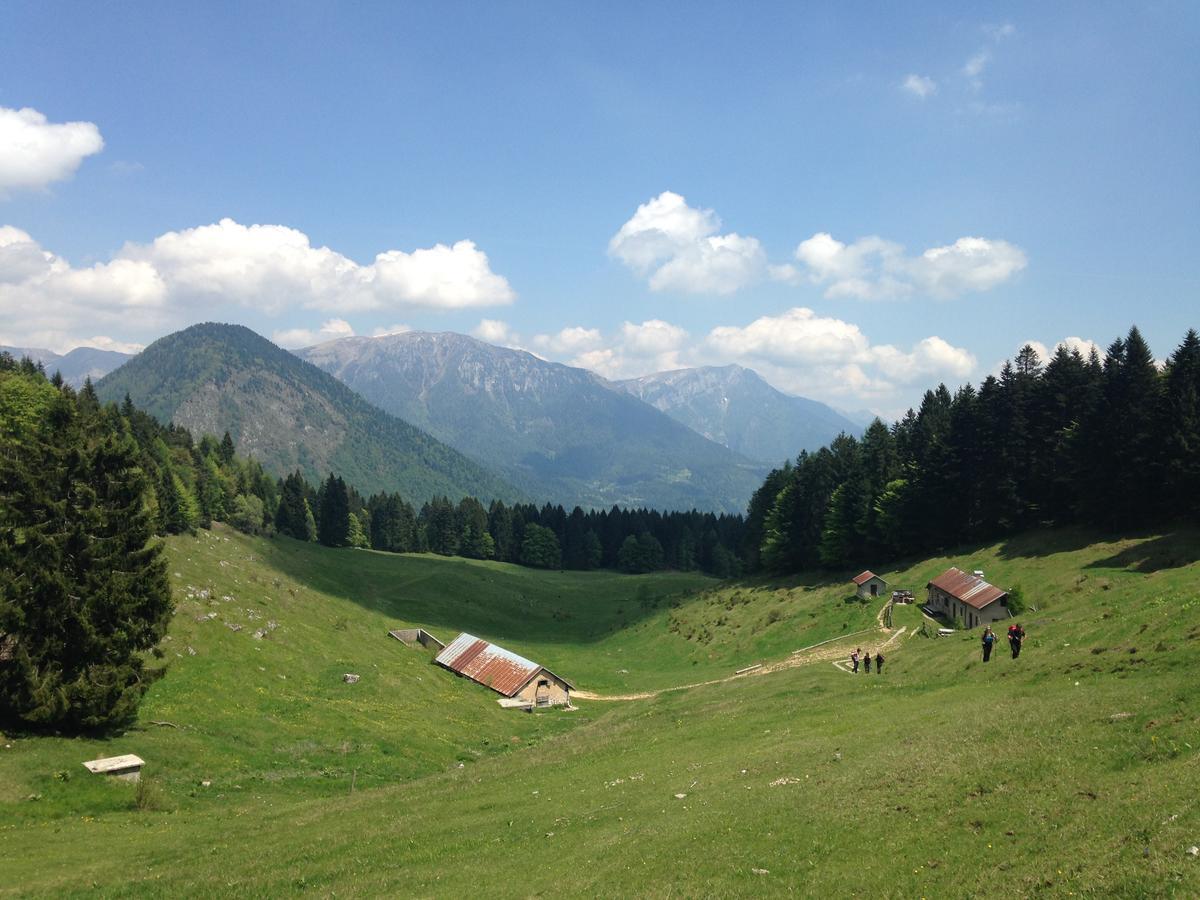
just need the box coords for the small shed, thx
[83,754,145,782]
[388,628,445,651]
[926,567,1011,628]
[852,570,888,600]
[435,633,573,708]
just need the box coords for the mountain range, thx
[0,345,132,388]
[616,365,861,465]
[298,332,767,513]
[94,324,518,504]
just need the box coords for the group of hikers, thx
[849,648,883,674]
[981,623,1026,661]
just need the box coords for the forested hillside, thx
[96,323,519,504]
[745,326,1200,571]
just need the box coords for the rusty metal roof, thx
[927,567,1008,610]
[435,633,572,697]
[852,570,883,586]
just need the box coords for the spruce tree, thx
[316,473,351,547]
[0,379,171,731]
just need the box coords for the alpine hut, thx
[925,567,1011,629]
[852,570,888,600]
[435,633,573,708]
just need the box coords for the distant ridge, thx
[617,365,862,465]
[1,345,132,388]
[299,331,766,513]
[96,323,519,504]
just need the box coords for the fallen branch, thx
[148,720,179,728]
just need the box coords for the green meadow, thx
[2,524,1199,897]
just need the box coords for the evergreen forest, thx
[743,326,1200,573]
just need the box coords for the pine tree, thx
[275,471,313,540]
[316,473,351,547]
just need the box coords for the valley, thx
[4,523,1197,896]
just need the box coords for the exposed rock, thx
[343,673,360,684]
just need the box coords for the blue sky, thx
[1,1,1196,414]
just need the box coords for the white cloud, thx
[619,319,688,356]
[0,220,515,350]
[781,231,1025,300]
[121,219,515,312]
[531,325,603,355]
[0,106,104,195]
[272,318,355,349]
[371,240,515,309]
[608,191,765,294]
[707,307,870,367]
[912,236,1027,297]
[963,50,991,83]
[523,307,978,414]
[703,308,976,406]
[471,318,527,348]
[901,74,938,98]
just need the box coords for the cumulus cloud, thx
[471,318,521,346]
[0,220,514,350]
[778,231,1025,300]
[608,191,765,294]
[527,308,976,412]
[526,319,691,380]
[0,106,104,195]
[703,307,976,406]
[120,219,515,312]
[531,325,604,356]
[272,318,355,349]
[901,74,938,98]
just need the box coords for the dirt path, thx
[574,601,907,702]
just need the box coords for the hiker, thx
[875,651,884,674]
[851,648,860,673]
[863,650,872,673]
[981,626,997,662]
[1008,623,1025,659]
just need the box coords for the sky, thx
[1,1,1197,416]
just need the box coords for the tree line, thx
[745,326,1200,573]
[276,474,744,577]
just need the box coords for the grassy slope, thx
[2,526,1198,897]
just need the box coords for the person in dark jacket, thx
[875,651,884,674]
[1008,623,1025,658]
[981,626,997,662]
[863,651,872,673]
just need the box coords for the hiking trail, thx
[574,599,909,702]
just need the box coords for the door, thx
[535,679,550,707]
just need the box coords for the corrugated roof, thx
[927,567,1008,610]
[852,570,882,586]
[435,633,572,697]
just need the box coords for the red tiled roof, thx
[927,567,1008,610]
[852,570,882,586]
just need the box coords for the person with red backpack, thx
[1008,623,1025,658]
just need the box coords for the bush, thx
[1006,585,1027,616]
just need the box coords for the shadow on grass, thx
[1084,531,1200,574]
[255,534,703,647]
